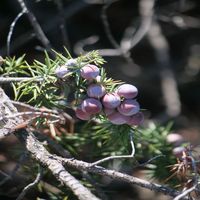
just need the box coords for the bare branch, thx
[134,155,165,168]
[16,165,43,200]
[16,0,54,56]
[173,185,197,200]
[129,0,155,49]
[14,127,187,199]
[0,111,62,122]
[11,100,59,115]
[7,11,26,56]
[1,1,89,56]
[74,35,99,54]
[16,130,101,200]
[101,0,120,49]
[0,77,43,83]
[147,21,181,118]
[58,157,186,198]
[0,87,23,139]
[0,88,99,199]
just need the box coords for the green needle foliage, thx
[0,50,106,108]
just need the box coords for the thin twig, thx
[0,87,24,139]
[11,100,74,132]
[101,0,120,49]
[16,165,43,200]
[1,1,88,56]
[7,11,25,56]
[16,0,54,57]
[11,100,59,114]
[147,21,181,118]
[0,170,10,178]
[0,111,62,122]
[100,0,136,65]
[173,185,197,200]
[58,157,188,199]
[134,155,165,168]
[120,19,137,51]
[91,131,135,166]
[0,77,43,83]
[130,0,155,49]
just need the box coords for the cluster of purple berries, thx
[76,65,143,126]
[55,62,143,126]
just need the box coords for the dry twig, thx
[173,185,197,200]
[91,131,135,166]
[147,21,181,118]
[7,11,26,56]
[0,77,43,83]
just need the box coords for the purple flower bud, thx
[81,98,102,115]
[117,99,140,116]
[55,65,70,78]
[108,111,130,125]
[75,106,91,120]
[104,108,115,116]
[116,84,138,99]
[102,93,121,109]
[80,64,100,80]
[127,112,144,126]
[87,84,106,98]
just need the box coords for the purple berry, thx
[117,99,140,116]
[81,98,102,115]
[95,75,102,83]
[87,84,106,98]
[75,106,91,120]
[104,108,115,116]
[117,84,138,99]
[66,58,77,66]
[166,133,183,145]
[80,64,99,80]
[172,146,185,158]
[55,65,70,78]
[127,112,144,126]
[108,111,130,125]
[102,93,121,109]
